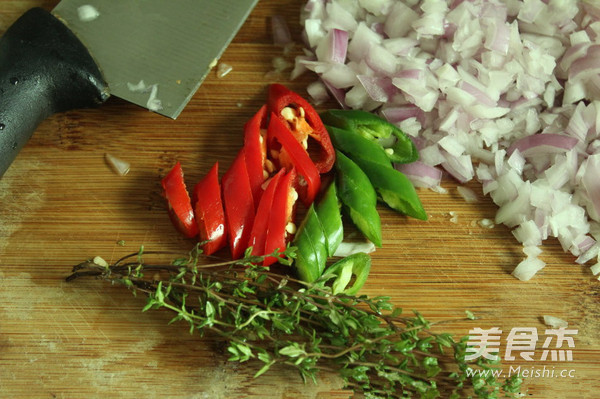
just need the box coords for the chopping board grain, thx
[1,1,599,398]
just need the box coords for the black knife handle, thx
[0,7,109,178]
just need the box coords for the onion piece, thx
[579,154,600,221]
[357,75,394,102]
[395,161,442,190]
[217,63,233,78]
[507,134,579,158]
[92,256,109,267]
[146,84,162,112]
[306,80,330,105]
[126,80,162,111]
[333,241,376,257]
[77,5,100,22]
[127,80,148,92]
[316,28,348,64]
[105,153,130,176]
[512,254,545,281]
[543,315,568,328]
[457,186,479,203]
[271,14,293,48]
[478,219,495,229]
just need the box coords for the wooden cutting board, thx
[1,1,599,398]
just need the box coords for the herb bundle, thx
[67,246,522,398]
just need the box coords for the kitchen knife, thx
[0,0,259,178]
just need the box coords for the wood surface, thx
[1,1,599,398]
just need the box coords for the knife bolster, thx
[0,7,109,177]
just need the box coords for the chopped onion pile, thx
[295,0,600,280]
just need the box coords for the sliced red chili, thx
[243,104,269,209]
[192,162,227,255]
[263,168,297,266]
[267,112,321,206]
[267,83,335,174]
[161,162,199,238]
[247,168,284,262]
[221,148,255,259]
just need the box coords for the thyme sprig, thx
[68,245,522,398]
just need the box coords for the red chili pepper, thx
[247,168,284,261]
[192,162,227,255]
[267,112,321,206]
[161,162,199,238]
[221,148,255,259]
[263,168,297,266]
[267,83,335,174]
[243,104,269,209]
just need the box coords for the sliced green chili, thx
[325,125,391,169]
[355,157,428,221]
[292,204,328,283]
[321,109,418,164]
[335,151,382,247]
[314,182,343,257]
[324,252,371,295]
[327,124,427,221]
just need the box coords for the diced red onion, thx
[217,63,233,78]
[316,28,348,64]
[146,84,162,112]
[271,15,293,47]
[290,51,315,80]
[298,0,600,279]
[457,186,479,203]
[579,154,600,222]
[383,37,419,56]
[484,19,510,55]
[381,105,426,126]
[437,135,465,157]
[507,149,525,175]
[568,44,600,81]
[441,152,473,183]
[306,80,330,105]
[507,133,579,158]
[395,161,443,189]
[575,241,598,264]
[512,220,542,247]
[321,79,348,109]
[357,75,394,102]
[105,153,130,176]
[333,241,376,257]
[512,250,546,281]
[543,315,568,328]
[323,1,358,32]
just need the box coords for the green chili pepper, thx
[326,125,427,221]
[356,158,428,221]
[323,252,371,295]
[321,109,418,164]
[314,182,343,257]
[292,204,328,283]
[325,125,391,169]
[335,150,382,247]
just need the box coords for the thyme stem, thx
[68,247,523,399]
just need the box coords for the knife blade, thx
[0,0,259,178]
